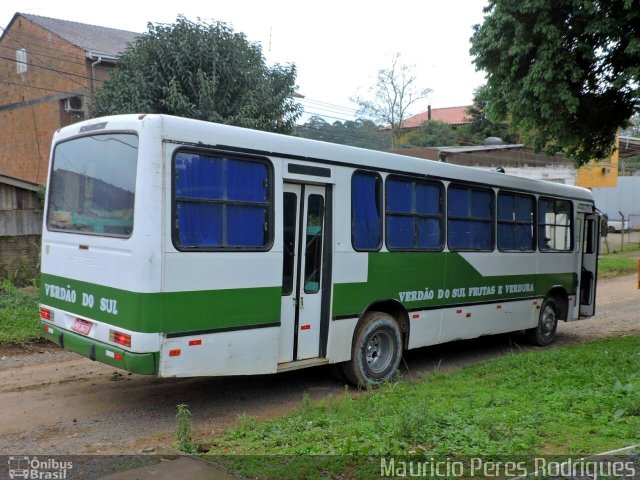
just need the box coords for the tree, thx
[91,16,302,133]
[403,121,462,147]
[460,85,519,144]
[295,116,391,150]
[470,0,640,165]
[353,53,431,148]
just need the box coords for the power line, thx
[0,78,89,98]
[299,97,357,115]
[0,43,115,76]
[295,124,391,149]
[0,55,98,85]
[0,25,91,91]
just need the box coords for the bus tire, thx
[343,311,402,388]
[526,297,558,346]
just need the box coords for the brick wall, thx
[0,15,113,184]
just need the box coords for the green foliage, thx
[175,403,198,454]
[207,336,640,479]
[403,120,464,147]
[0,280,41,344]
[470,0,640,166]
[91,16,302,133]
[295,116,391,149]
[460,85,520,144]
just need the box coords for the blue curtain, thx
[175,154,223,199]
[227,159,268,202]
[387,215,415,249]
[386,179,412,212]
[416,183,440,215]
[175,153,268,248]
[177,202,223,247]
[352,172,381,250]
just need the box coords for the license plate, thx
[71,318,93,336]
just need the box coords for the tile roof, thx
[20,13,140,57]
[402,106,472,128]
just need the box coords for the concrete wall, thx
[592,177,640,227]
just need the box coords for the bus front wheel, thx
[527,297,558,346]
[343,311,402,387]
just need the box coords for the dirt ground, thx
[0,274,638,455]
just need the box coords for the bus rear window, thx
[47,133,138,237]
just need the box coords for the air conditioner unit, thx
[64,96,84,112]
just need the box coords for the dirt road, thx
[1,274,638,455]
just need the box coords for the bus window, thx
[351,171,382,251]
[538,198,572,251]
[497,192,535,251]
[47,133,138,237]
[385,177,443,251]
[174,152,271,249]
[304,195,324,294]
[282,192,297,295]
[447,185,494,251]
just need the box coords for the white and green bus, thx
[39,114,600,386]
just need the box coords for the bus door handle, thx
[293,296,303,309]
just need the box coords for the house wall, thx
[391,147,577,185]
[0,15,90,184]
[0,182,42,283]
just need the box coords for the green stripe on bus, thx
[332,252,574,317]
[40,273,281,334]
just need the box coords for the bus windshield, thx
[47,133,138,237]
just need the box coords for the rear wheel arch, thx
[547,286,569,321]
[359,299,410,349]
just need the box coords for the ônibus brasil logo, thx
[8,456,73,479]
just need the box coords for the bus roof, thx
[53,114,594,202]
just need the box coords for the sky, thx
[1,1,489,123]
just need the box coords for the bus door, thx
[579,212,600,317]
[280,183,331,362]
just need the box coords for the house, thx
[0,13,139,184]
[391,144,577,185]
[401,105,472,129]
[382,105,472,147]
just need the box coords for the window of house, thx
[16,48,27,74]
[447,185,494,251]
[386,177,443,250]
[174,152,271,249]
[497,192,535,251]
[351,171,382,250]
[538,198,572,251]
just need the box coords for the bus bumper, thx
[40,321,158,375]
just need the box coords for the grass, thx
[0,280,42,344]
[599,241,640,278]
[205,336,640,479]
[599,256,639,278]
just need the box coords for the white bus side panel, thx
[406,309,444,349]
[439,299,536,344]
[325,318,358,363]
[159,327,280,377]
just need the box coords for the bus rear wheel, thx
[343,311,402,388]
[526,297,558,346]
